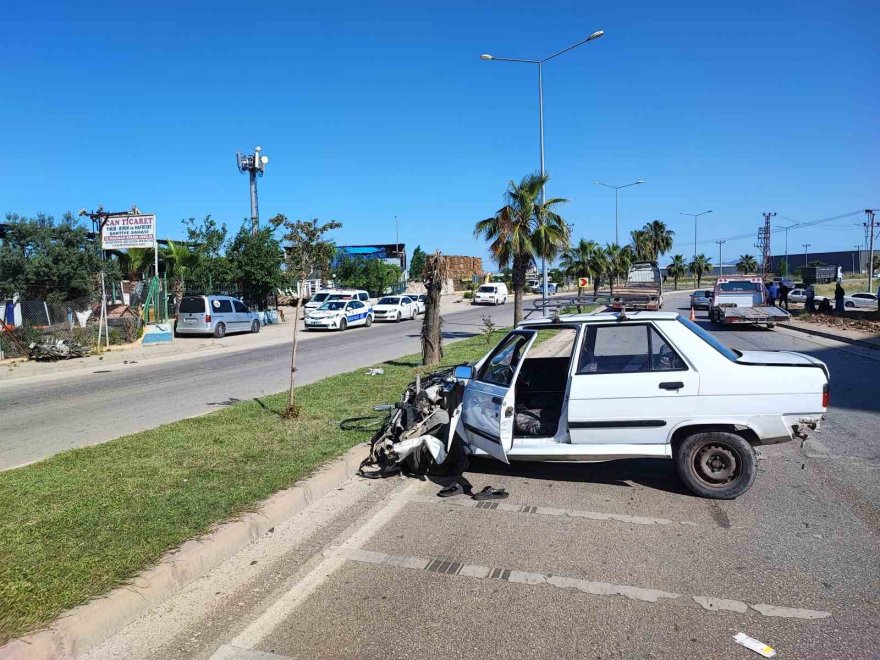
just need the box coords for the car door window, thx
[578,324,685,374]
[477,333,532,386]
[213,299,233,314]
[233,300,248,313]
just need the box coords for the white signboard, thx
[101,214,156,249]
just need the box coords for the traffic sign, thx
[578,277,589,287]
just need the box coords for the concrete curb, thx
[0,443,370,660]
[783,323,880,351]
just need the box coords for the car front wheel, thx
[675,431,757,499]
[845,301,854,308]
[365,315,373,327]
[251,320,260,333]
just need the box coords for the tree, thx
[666,255,687,290]
[689,254,712,288]
[474,172,570,324]
[736,254,758,274]
[118,248,154,281]
[409,245,427,280]
[163,240,200,306]
[643,220,674,261]
[421,251,447,365]
[604,243,632,294]
[281,217,342,417]
[335,257,402,296]
[560,239,600,303]
[227,219,285,309]
[184,215,233,289]
[629,229,652,261]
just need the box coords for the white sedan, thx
[844,292,878,310]
[372,295,418,322]
[304,300,373,331]
[788,289,829,305]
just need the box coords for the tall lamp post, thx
[716,239,726,278]
[481,29,605,309]
[802,243,811,268]
[680,210,713,260]
[237,146,269,235]
[594,180,644,245]
[777,223,798,276]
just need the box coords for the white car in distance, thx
[304,299,373,331]
[844,292,878,310]
[452,311,829,499]
[372,295,418,322]
[473,283,508,305]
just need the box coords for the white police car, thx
[304,299,373,331]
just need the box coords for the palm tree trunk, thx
[512,256,527,325]
[421,253,446,365]
[286,278,305,417]
[576,285,583,313]
[674,276,679,291]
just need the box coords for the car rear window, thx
[717,282,760,293]
[179,297,205,313]
[677,317,739,362]
[312,293,329,302]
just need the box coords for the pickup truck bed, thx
[712,305,790,325]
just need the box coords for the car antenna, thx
[617,305,628,322]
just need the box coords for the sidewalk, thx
[0,294,493,383]
[785,316,880,350]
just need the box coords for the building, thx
[332,244,406,271]
[770,249,867,275]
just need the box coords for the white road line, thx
[338,548,832,621]
[216,479,423,656]
[412,494,697,527]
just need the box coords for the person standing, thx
[767,281,779,307]
[834,282,845,314]
[779,282,790,310]
[806,284,816,312]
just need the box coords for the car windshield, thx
[320,302,347,311]
[692,291,708,298]
[312,293,329,302]
[677,317,739,362]
[327,294,351,301]
[717,281,759,292]
[378,297,399,305]
[478,286,495,293]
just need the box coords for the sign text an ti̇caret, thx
[101,214,156,250]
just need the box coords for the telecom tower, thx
[756,212,775,276]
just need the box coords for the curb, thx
[0,443,370,660]
[783,323,880,351]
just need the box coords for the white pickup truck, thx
[709,277,790,327]
[451,311,828,499]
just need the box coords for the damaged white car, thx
[361,311,829,499]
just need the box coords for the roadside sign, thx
[578,277,589,287]
[101,214,156,249]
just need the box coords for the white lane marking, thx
[213,645,293,659]
[412,495,696,527]
[338,548,832,620]
[217,480,422,655]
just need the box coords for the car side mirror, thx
[453,364,474,380]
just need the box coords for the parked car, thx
[451,311,828,499]
[689,289,713,310]
[533,282,558,296]
[411,294,427,314]
[372,295,418,322]
[304,289,370,311]
[473,283,509,305]
[304,299,373,331]
[788,288,829,305]
[844,292,879,310]
[175,295,260,338]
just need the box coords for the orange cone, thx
[689,306,696,321]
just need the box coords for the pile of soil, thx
[793,311,880,334]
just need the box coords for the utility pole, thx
[237,146,269,235]
[803,243,811,268]
[866,209,878,294]
[757,212,775,276]
[853,245,859,275]
[778,223,797,277]
[716,239,726,278]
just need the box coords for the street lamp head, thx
[260,155,269,165]
[480,54,494,60]
[255,145,262,152]
[587,30,605,41]
[635,179,644,184]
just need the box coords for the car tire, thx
[395,312,401,323]
[845,301,854,308]
[251,320,260,333]
[674,431,757,499]
[365,315,373,327]
[213,323,226,338]
[339,318,347,331]
[411,309,416,320]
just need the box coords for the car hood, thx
[736,350,829,375]
[373,304,400,311]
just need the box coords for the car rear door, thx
[460,330,537,463]
[568,323,699,445]
[233,300,250,330]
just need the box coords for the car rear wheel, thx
[339,318,348,331]
[213,323,226,339]
[251,320,260,333]
[675,431,757,499]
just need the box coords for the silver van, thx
[175,295,261,338]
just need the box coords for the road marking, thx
[216,479,422,656]
[213,645,293,660]
[412,494,697,527]
[337,548,832,620]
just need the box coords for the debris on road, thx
[734,632,777,657]
[28,338,89,361]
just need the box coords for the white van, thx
[304,289,370,311]
[473,283,508,305]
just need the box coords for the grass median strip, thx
[0,332,504,644]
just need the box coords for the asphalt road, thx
[0,301,519,470]
[85,290,880,660]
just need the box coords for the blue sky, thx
[1,0,877,266]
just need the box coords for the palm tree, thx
[163,241,201,309]
[644,220,674,261]
[560,239,600,298]
[118,247,155,281]
[629,229,652,261]
[587,247,609,296]
[474,172,570,324]
[737,254,758,274]
[689,254,712,288]
[604,243,632,295]
[666,255,687,290]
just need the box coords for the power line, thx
[692,210,862,247]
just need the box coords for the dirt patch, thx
[792,311,880,335]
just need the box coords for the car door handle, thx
[491,396,503,404]
[659,382,684,391]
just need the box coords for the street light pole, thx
[777,223,797,277]
[481,29,604,310]
[803,243,811,267]
[716,239,726,278]
[680,210,713,261]
[594,180,645,245]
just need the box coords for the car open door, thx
[460,330,537,463]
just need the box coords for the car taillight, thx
[205,314,211,323]
[822,383,829,408]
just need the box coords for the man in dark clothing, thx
[805,284,816,313]
[779,282,790,310]
[834,282,845,314]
